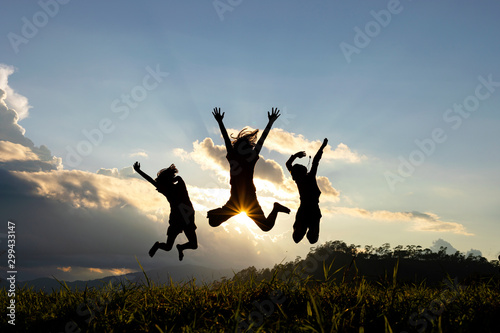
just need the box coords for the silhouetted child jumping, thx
[133,162,197,261]
[207,107,290,232]
[286,138,328,244]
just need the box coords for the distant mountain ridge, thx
[0,264,236,292]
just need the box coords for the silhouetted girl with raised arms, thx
[133,162,197,261]
[286,138,328,244]
[207,107,290,231]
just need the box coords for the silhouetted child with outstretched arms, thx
[207,107,290,232]
[286,138,328,244]
[133,161,197,261]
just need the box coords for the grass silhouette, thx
[2,256,500,332]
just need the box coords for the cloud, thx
[466,248,482,257]
[129,151,149,158]
[0,167,181,280]
[0,69,475,281]
[0,88,29,144]
[255,156,285,185]
[0,73,62,171]
[265,128,365,163]
[57,266,72,273]
[317,176,340,200]
[175,136,339,198]
[0,64,31,120]
[0,86,291,280]
[13,169,165,213]
[175,137,287,186]
[174,133,342,215]
[96,166,139,179]
[0,140,61,172]
[179,137,227,172]
[0,68,306,281]
[1,166,295,281]
[330,207,473,236]
[0,140,39,162]
[430,239,459,255]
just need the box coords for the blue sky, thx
[1,0,499,281]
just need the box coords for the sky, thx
[1,0,499,282]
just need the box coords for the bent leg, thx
[162,235,176,251]
[306,208,322,244]
[246,200,268,231]
[149,224,183,257]
[258,202,290,232]
[149,242,160,257]
[157,225,180,253]
[292,206,307,243]
[293,224,307,243]
[306,223,319,244]
[149,237,175,257]
[207,200,239,227]
[176,227,198,261]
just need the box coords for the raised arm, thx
[133,162,157,187]
[310,138,328,177]
[212,107,232,153]
[255,107,280,155]
[286,151,306,173]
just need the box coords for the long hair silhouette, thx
[207,107,290,232]
[133,161,197,261]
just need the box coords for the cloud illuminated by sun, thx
[57,266,72,272]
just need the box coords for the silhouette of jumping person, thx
[286,138,328,244]
[133,162,197,261]
[207,107,290,231]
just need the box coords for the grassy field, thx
[2,263,500,333]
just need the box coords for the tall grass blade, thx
[135,256,151,288]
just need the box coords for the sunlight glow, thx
[234,211,253,226]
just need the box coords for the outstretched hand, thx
[295,151,307,158]
[133,161,141,172]
[212,107,224,122]
[321,138,328,149]
[268,107,281,123]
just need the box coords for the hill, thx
[0,264,234,292]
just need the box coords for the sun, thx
[234,211,253,226]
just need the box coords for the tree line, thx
[230,240,500,286]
